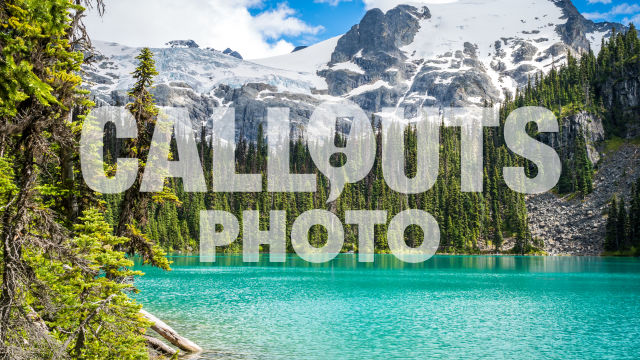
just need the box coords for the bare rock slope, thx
[527,144,640,255]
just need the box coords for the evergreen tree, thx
[632,179,640,248]
[115,48,170,269]
[617,198,630,250]
[605,196,619,251]
[29,210,149,358]
[574,131,593,196]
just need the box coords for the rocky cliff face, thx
[319,5,429,100]
[223,48,243,60]
[527,112,606,255]
[528,109,640,255]
[600,64,640,138]
[212,83,320,140]
[331,5,430,63]
[165,40,200,49]
[540,111,605,165]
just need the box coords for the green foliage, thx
[26,210,149,359]
[605,177,640,254]
[595,24,640,137]
[113,47,172,271]
[130,48,159,96]
[0,156,17,200]
[617,198,630,249]
[603,136,627,154]
[632,178,640,250]
[605,195,619,252]
[128,48,159,121]
[1,1,165,358]
[513,50,600,117]
[574,130,594,195]
[0,0,89,117]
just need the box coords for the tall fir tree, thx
[617,198,630,250]
[605,196,619,251]
[115,48,171,269]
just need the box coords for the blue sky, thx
[248,0,368,46]
[576,0,640,25]
[85,0,640,59]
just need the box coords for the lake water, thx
[134,255,640,359]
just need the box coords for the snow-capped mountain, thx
[84,0,624,140]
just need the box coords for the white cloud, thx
[611,3,640,15]
[581,13,600,20]
[583,3,640,21]
[363,0,458,12]
[621,13,640,26]
[84,0,323,59]
[587,0,612,4]
[254,4,324,39]
[314,0,352,5]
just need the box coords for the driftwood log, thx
[144,335,177,357]
[140,310,202,353]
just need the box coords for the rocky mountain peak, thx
[223,48,243,60]
[331,4,430,64]
[552,0,626,52]
[317,0,626,107]
[165,40,199,49]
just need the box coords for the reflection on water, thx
[135,255,640,360]
[164,254,639,274]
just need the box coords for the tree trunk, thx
[140,310,202,353]
[144,335,177,357]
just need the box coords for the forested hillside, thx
[111,25,640,256]
[106,121,535,255]
[515,25,640,194]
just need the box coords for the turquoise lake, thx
[134,255,640,359]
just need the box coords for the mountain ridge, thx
[86,1,625,143]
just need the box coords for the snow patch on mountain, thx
[349,80,392,96]
[328,61,367,75]
[404,0,562,60]
[252,36,341,75]
[87,40,329,100]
